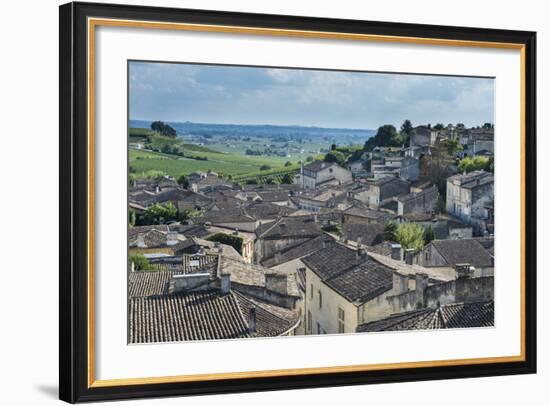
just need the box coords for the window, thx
[307,311,312,332]
[316,322,321,334]
[318,290,322,309]
[338,307,345,333]
[338,308,345,333]
[310,284,314,300]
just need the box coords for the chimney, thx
[220,273,231,294]
[415,273,429,308]
[265,273,288,295]
[248,308,257,333]
[390,243,403,261]
[404,248,415,265]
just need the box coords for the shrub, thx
[129,254,152,271]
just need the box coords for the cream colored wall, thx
[304,267,359,334]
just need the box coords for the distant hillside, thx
[129,120,375,140]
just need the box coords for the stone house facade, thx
[294,161,352,189]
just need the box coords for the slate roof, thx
[256,189,292,203]
[356,301,494,332]
[244,202,296,220]
[326,260,393,303]
[430,239,494,268]
[397,184,438,203]
[128,225,170,242]
[175,190,213,211]
[448,170,493,189]
[341,222,385,247]
[172,224,211,238]
[141,229,170,247]
[302,243,394,304]
[193,208,255,224]
[234,291,300,337]
[255,216,323,239]
[301,242,363,281]
[303,160,338,173]
[343,205,392,223]
[261,234,336,268]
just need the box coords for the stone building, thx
[410,125,438,146]
[419,238,494,277]
[301,242,395,334]
[446,170,494,234]
[254,215,323,262]
[361,176,410,210]
[294,161,352,189]
[396,184,439,216]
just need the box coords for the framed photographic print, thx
[59,1,537,403]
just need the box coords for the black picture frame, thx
[59,1,537,403]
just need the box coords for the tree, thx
[177,174,189,189]
[306,156,314,162]
[458,156,491,173]
[331,143,337,151]
[395,222,425,251]
[482,123,494,129]
[399,119,413,146]
[364,124,400,150]
[400,119,413,136]
[384,221,398,241]
[142,202,178,225]
[323,150,346,166]
[281,173,294,184]
[443,138,463,156]
[433,123,445,130]
[206,233,243,255]
[129,254,152,271]
[419,140,455,195]
[259,165,271,171]
[150,121,177,137]
[284,161,292,167]
[424,225,435,244]
[177,209,192,222]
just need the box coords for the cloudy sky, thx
[129,61,494,130]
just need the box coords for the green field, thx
[129,149,293,179]
[128,126,363,183]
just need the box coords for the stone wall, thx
[386,276,494,314]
